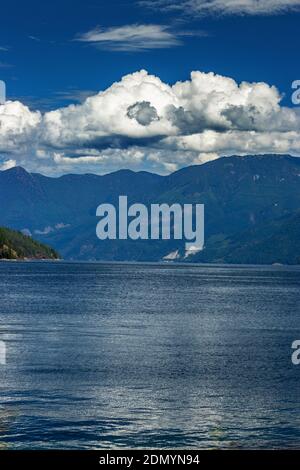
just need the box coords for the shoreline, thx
[0,258,299,268]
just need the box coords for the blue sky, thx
[0,0,300,175]
[0,0,299,107]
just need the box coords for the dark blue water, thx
[0,261,300,449]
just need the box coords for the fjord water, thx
[0,262,299,449]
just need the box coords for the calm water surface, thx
[0,262,299,449]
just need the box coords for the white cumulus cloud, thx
[0,69,300,175]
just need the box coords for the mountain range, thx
[0,154,299,264]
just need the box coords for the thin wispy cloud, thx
[28,35,41,42]
[0,46,9,52]
[0,62,13,68]
[11,89,97,111]
[140,0,300,16]
[75,24,204,51]
[53,88,98,104]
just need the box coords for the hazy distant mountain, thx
[193,211,300,265]
[0,155,300,264]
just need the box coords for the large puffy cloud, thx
[40,70,177,148]
[163,130,300,155]
[0,100,41,152]
[0,69,300,175]
[39,70,300,145]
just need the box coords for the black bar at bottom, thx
[0,450,299,467]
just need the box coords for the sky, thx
[0,0,300,175]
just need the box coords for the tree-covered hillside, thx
[0,227,59,260]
